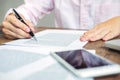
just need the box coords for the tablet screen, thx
[55,50,112,69]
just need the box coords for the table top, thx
[0,27,120,80]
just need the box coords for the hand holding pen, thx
[1,8,37,40]
[13,9,37,41]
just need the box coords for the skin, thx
[80,16,120,41]
[1,13,35,39]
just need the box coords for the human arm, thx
[1,0,54,39]
[1,13,34,39]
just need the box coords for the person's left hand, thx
[80,16,120,41]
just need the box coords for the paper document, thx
[0,48,93,80]
[3,29,87,55]
[0,29,94,80]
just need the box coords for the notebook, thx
[104,39,120,51]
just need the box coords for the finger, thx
[4,35,16,39]
[25,20,35,32]
[80,27,101,41]
[80,23,108,41]
[5,14,30,33]
[19,14,35,32]
[2,21,30,38]
[89,29,110,41]
[80,30,94,41]
[102,32,119,41]
[3,28,26,39]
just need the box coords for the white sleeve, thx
[4,0,54,26]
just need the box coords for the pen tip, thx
[34,36,38,41]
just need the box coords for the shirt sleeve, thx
[15,0,54,25]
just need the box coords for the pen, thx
[12,8,37,41]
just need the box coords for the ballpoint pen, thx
[12,8,37,41]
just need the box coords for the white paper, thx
[0,29,94,80]
[0,48,95,80]
[0,50,94,80]
[3,29,87,55]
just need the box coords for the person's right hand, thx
[1,13,35,39]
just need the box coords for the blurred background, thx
[0,0,55,27]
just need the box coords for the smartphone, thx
[51,49,120,78]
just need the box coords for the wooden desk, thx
[0,27,120,80]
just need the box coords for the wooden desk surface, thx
[0,27,120,80]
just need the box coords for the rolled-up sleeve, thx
[16,0,54,25]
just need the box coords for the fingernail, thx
[81,37,87,42]
[25,27,30,32]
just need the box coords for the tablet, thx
[51,49,120,78]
